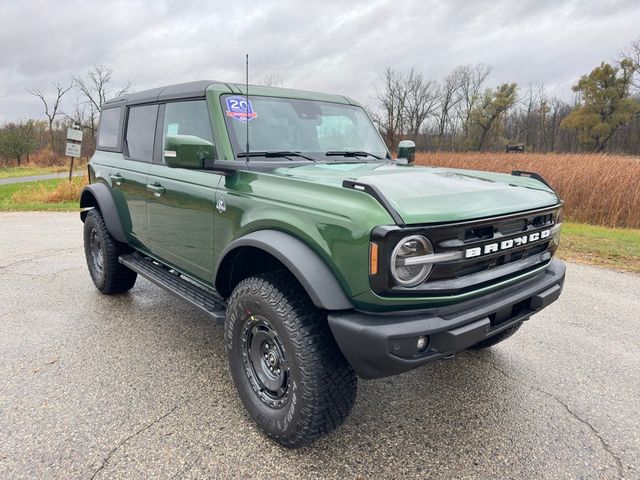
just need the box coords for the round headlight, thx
[390,235,434,287]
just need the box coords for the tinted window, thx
[162,101,214,160]
[125,105,158,161]
[97,107,122,149]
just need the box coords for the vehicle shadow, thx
[96,282,543,477]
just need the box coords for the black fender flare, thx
[79,183,127,243]
[216,230,354,311]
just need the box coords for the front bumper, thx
[328,259,566,379]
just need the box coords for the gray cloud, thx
[1,0,638,123]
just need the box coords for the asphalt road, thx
[1,212,638,480]
[0,171,84,185]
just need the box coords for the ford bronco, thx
[80,80,565,447]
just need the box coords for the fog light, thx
[417,336,428,352]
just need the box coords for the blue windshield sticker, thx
[225,96,257,123]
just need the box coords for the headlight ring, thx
[390,235,434,287]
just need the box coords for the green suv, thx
[80,80,565,447]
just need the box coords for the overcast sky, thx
[1,0,638,124]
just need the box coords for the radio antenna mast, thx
[245,53,250,161]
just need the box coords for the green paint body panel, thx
[87,82,562,313]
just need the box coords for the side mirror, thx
[397,140,416,164]
[164,134,215,169]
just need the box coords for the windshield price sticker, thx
[225,96,257,123]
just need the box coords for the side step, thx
[119,252,226,325]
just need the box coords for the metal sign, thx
[67,127,83,142]
[65,142,81,158]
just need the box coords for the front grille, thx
[370,204,562,297]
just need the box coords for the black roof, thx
[103,80,223,107]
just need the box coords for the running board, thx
[119,252,226,325]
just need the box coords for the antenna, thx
[245,53,250,160]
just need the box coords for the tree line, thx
[2,38,640,167]
[372,38,640,154]
[0,65,130,166]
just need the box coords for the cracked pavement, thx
[1,212,639,479]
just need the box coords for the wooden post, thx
[68,153,74,182]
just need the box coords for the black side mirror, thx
[164,134,215,168]
[397,140,416,164]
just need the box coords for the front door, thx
[146,100,223,285]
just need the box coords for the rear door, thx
[118,104,158,249]
[146,100,223,285]
[94,104,156,250]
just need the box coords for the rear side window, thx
[125,105,158,161]
[97,107,123,150]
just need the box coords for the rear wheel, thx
[469,322,523,350]
[225,270,357,447]
[83,209,137,294]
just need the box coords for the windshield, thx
[221,95,388,159]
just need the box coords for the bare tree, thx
[260,73,285,88]
[74,65,131,138]
[404,68,438,140]
[27,81,74,151]
[65,94,88,125]
[375,67,409,148]
[456,64,491,143]
[522,82,543,150]
[620,37,640,93]
[545,96,568,152]
[435,68,464,150]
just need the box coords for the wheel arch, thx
[215,230,354,311]
[79,183,127,244]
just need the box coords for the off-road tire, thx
[469,322,523,350]
[83,208,137,294]
[225,270,357,448]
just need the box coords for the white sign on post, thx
[65,142,81,158]
[67,127,83,142]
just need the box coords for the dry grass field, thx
[415,152,640,229]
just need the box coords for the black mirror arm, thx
[203,159,248,176]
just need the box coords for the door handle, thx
[146,183,166,197]
[109,173,124,185]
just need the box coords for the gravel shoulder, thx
[0,171,83,185]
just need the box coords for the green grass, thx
[0,165,74,179]
[0,179,78,211]
[558,222,640,273]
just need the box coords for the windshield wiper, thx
[325,150,385,160]
[237,151,318,162]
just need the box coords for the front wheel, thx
[225,271,357,448]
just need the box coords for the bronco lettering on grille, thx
[464,229,551,259]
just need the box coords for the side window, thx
[125,105,158,161]
[162,101,214,160]
[97,107,123,150]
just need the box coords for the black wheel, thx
[83,209,137,294]
[469,322,523,350]
[225,270,357,448]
